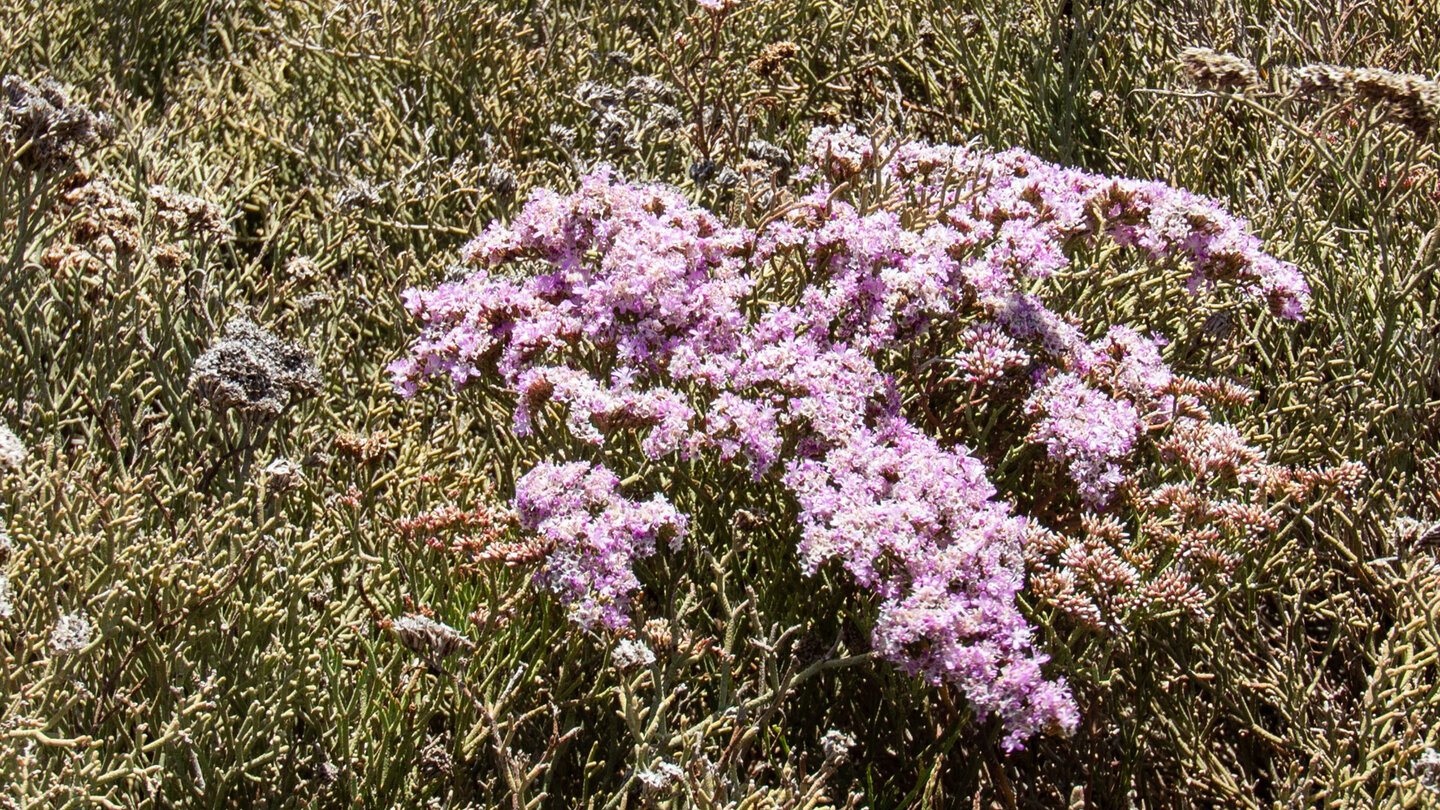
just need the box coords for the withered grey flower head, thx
[611,638,655,670]
[575,80,622,112]
[3,74,113,172]
[189,318,322,419]
[821,728,856,762]
[1293,63,1352,97]
[1350,67,1440,137]
[1292,63,1440,137]
[480,164,518,195]
[747,138,793,174]
[624,75,677,104]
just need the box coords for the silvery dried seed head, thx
[1350,67,1440,137]
[316,759,341,784]
[597,109,639,153]
[189,318,322,419]
[1179,47,1259,90]
[0,573,13,619]
[575,81,622,112]
[0,424,25,471]
[285,255,322,283]
[625,75,677,104]
[294,291,333,313]
[1394,516,1440,547]
[1293,64,1440,136]
[418,735,454,780]
[548,123,576,149]
[649,104,684,131]
[392,613,473,660]
[50,610,93,654]
[611,638,655,670]
[3,74,113,172]
[480,164,518,195]
[636,761,683,792]
[821,729,856,762]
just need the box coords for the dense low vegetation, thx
[2,0,1439,807]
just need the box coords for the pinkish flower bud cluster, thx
[392,129,1320,750]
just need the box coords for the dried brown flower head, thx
[1293,63,1352,97]
[2,75,113,172]
[61,176,141,256]
[1351,68,1440,137]
[151,243,187,269]
[335,179,382,212]
[149,184,227,236]
[749,41,798,79]
[333,431,390,464]
[262,457,305,492]
[1293,63,1440,137]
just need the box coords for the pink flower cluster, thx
[514,461,688,631]
[392,129,1311,749]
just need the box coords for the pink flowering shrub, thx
[390,127,1350,751]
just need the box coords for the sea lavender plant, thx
[393,128,1335,750]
